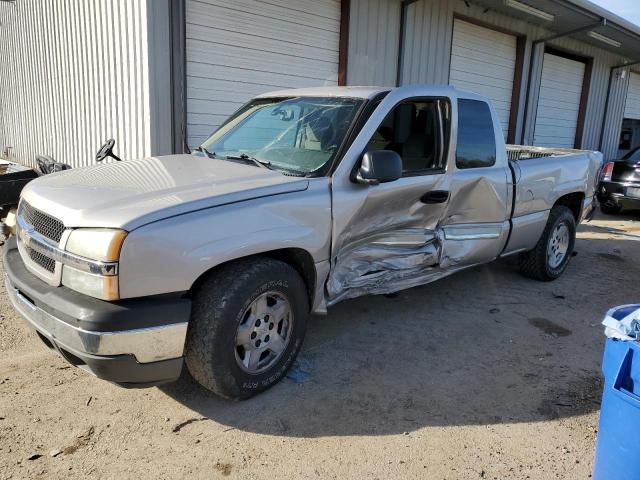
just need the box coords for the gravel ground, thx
[0,211,638,480]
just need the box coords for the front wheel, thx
[185,258,309,399]
[519,206,576,281]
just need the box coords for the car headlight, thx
[62,229,127,300]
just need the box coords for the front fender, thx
[118,180,331,299]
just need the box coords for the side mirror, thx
[355,150,402,185]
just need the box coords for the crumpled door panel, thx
[327,228,441,301]
[327,174,449,304]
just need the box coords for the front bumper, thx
[598,181,640,210]
[3,236,191,387]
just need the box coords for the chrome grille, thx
[19,202,65,243]
[26,245,56,273]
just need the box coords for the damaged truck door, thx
[329,93,511,304]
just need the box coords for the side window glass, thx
[365,100,443,175]
[456,99,496,169]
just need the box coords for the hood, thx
[21,154,308,230]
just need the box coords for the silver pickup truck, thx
[3,85,602,399]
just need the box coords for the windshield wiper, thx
[193,146,216,159]
[222,152,307,176]
[225,153,273,170]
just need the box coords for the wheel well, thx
[553,192,584,221]
[188,249,317,309]
[262,249,316,304]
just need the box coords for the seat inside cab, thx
[366,101,439,174]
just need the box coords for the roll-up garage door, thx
[533,53,585,148]
[449,19,517,140]
[185,0,341,147]
[624,72,640,120]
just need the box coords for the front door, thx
[327,96,453,303]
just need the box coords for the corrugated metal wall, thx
[521,32,627,154]
[1,0,633,166]
[533,52,586,147]
[0,0,172,169]
[347,0,631,159]
[449,18,517,137]
[185,0,341,147]
[598,68,630,160]
[401,0,454,85]
[347,0,401,86]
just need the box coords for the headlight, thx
[62,229,127,300]
[65,229,127,262]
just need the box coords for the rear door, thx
[438,98,511,269]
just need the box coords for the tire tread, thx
[519,206,575,282]
[185,258,307,399]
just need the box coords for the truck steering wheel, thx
[96,139,122,162]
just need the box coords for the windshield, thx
[199,96,364,175]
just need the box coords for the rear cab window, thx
[456,99,496,169]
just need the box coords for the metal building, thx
[1,0,640,169]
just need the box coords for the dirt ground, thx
[0,211,639,480]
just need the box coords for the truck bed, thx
[506,144,603,220]
[506,144,588,161]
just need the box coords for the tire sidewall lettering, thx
[237,283,301,391]
[241,338,301,390]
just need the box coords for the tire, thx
[185,258,309,400]
[600,203,622,215]
[519,206,576,282]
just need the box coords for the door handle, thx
[420,190,449,204]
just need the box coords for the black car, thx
[597,147,640,215]
[0,159,38,208]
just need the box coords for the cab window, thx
[365,99,448,175]
[456,99,496,169]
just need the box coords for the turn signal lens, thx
[62,266,120,301]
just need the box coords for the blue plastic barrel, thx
[593,337,640,479]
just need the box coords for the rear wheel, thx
[519,206,576,281]
[185,258,309,399]
[600,203,622,215]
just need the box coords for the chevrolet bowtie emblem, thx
[18,225,35,247]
